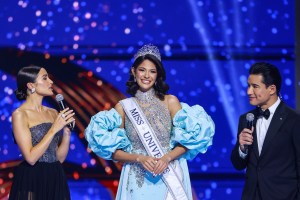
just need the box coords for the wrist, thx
[240,145,247,153]
[164,155,172,162]
[63,131,71,137]
[48,127,57,137]
[240,145,245,151]
[136,155,141,163]
[63,133,71,137]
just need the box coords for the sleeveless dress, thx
[85,89,215,200]
[9,123,70,200]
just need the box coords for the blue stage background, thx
[0,1,296,199]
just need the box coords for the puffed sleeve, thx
[171,103,215,160]
[85,108,132,160]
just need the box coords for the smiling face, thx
[28,68,54,96]
[132,59,157,92]
[247,74,276,110]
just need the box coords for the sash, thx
[120,98,188,200]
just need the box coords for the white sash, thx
[120,98,188,200]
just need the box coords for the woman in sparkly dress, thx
[9,66,75,200]
[85,44,215,200]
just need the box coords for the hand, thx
[153,155,171,175]
[136,155,158,173]
[239,127,254,152]
[51,108,75,134]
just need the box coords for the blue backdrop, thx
[0,1,295,199]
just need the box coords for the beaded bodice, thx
[30,123,60,163]
[125,89,172,155]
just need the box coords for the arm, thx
[13,110,57,166]
[154,95,188,175]
[56,127,71,163]
[113,149,158,173]
[55,109,75,163]
[230,115,252,170]
[114,103,125,128]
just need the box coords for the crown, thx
[134,44,161,61]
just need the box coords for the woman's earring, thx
[31,88,36,93]
[134,77,136,82]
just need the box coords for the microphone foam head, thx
[246,113,255,122]
[55,94,64,102]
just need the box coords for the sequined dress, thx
[9,123,70,200]
[85,89,215,200]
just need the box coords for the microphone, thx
[55,94,74,130]
[244,113,255,154]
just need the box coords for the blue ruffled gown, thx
[85,89,215,200]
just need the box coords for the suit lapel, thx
[259,102,287,158]
[252,117,260,159]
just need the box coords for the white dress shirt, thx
[256,97,281,155]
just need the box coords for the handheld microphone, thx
[55,94,74,130]
[244,113,255,154]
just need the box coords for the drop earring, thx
[31,88,36,93]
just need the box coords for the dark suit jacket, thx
[231,102,300,200]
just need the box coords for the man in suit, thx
[231,62,300,200]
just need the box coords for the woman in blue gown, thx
[85,44,215,200]
[9,66,75,200]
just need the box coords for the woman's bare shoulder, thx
[164,94,181,118]
[165,94,180,106]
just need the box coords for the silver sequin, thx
[30,123,61,163]
[125,88,172,187]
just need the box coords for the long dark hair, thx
[14,65,42,100]
[126,54,169,100]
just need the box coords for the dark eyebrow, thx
[251,83,260,87]
[247,82,259,86]
[137,66,156,71]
